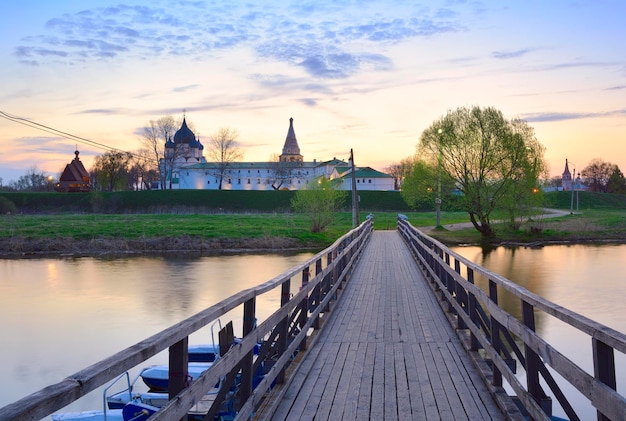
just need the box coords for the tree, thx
[385,157,415,190]
[267,153,298,190]
[607,165,626,194]
[400,157,455,210]
[581,158,613,193]
[10,166,54,191]
[140,116,179,189]
[292,177,347,233]
[206,128,243,189]
[129,150,159,190]
[416,106,546,237]
[92,151,132,192]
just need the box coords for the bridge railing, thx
[398,215,625,421]
[0,218,373,421]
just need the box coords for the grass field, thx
[0,190,624,254]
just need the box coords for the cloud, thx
[298,98,318,107]
[13,0,460,82]
[524,109,626,122]
[492,48,535,59]
[76,108,126,115]
[172,84,201,93]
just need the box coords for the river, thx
[0,243,624,420]
[0,252,315,418]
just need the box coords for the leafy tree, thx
[416,106,546,237]
[400,157,455,210]
[206,128,243,189]
[581,158,613,193]
[92,151,132,192]
[607,165,626,194]
[292,177,347,233]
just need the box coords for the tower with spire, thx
[562,158,572,191]
[279,118,303,162]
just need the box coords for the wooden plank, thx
[355,341,376,419]
[264,231,509,421]
[329,342,365,420]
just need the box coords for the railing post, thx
[312,258,323,329]
[522,300,552,418]
[488,280,502,387]
[593,338,616,421]
[240,297,256,406]
[454,259,467,329]
[299,266,310,351]
[322,251,333,313]
[169,337,189,421]
[467,268,480,351]
[277,278,291,384]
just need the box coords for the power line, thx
[0,109,157,164]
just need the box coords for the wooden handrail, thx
[397,216,626,421]
[0,218,373,421]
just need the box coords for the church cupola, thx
[279,117,303,162]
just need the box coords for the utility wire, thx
[0,110,157,165]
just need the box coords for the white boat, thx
[52,402,156,421]
[140,362,213,391]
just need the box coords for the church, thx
[160,117,395,191]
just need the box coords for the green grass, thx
[427,209,626,245]
[1,190,625,250]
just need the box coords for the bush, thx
[0,196,18,214]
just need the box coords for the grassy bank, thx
[0,190,624,256]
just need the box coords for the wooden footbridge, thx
[1,217,624,421]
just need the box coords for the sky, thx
[1,0,625,184]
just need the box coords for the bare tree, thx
[267,153,298,190]
[385,157,415,190]
[10,166,52,191]
[206,128,243,189]
[140,115,179,189]
[581,158,613,192]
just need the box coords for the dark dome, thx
[173,118,196,144]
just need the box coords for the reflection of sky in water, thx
[0,252,313,416]
[451,243,625,420]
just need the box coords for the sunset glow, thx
[1,0,624,183]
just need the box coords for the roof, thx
[182,161,320,170]
[335,166,393,179]
[281,117,301,157]
[59,150,90,182]
[173,118,197,145]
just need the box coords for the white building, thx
[161,117,395,191]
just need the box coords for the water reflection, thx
[453,243,626,331]
[0,252,313,416]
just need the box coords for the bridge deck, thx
[265,231,505,420]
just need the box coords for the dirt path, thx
[420,208,571,233]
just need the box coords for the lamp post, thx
[436,129,443,227]
[570,165,576,214]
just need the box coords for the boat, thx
[139,362,213,391]
[52,402,157,421]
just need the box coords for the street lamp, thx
[436,128,443,227]
[570,164,576,214]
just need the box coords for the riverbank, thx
[1,208,624,258]
[422,208,626,246]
